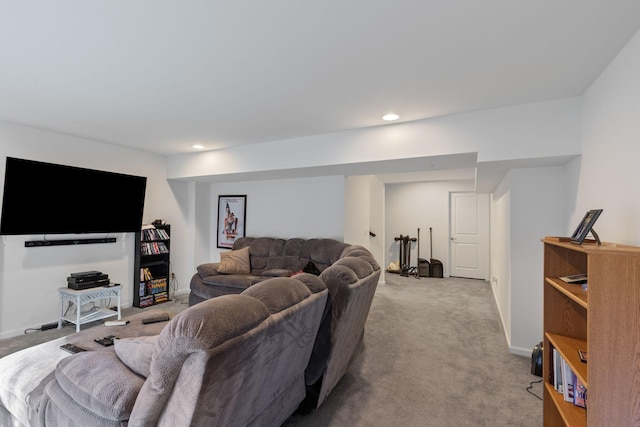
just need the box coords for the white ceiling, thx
[1,1,640,157]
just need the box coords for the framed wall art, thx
[217,195,246,249]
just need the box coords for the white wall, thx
[510,167,566,353]
[368,176,385,282]
[385,180,475,275]
[491,167,566,355]
[343,175,386,280]
[191,181,212,268]
[344,176,371,248]
[203,176,345,262]
[575,28,640,246]
[486,27,640,356]
[491,177,512,345]
[167,98,582,181]
[0,121,190,338]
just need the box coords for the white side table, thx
[58,285,122,332]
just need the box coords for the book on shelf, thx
[140,267,153,281]
[139,295,154,308]
[143,278,167,295]
[154,291,169,303]
[553,349,563,393]
[142,228,170,241]
[574,377,587,408]
[140,241,169,255]
[562,358,575,403]
[552,347,587,409]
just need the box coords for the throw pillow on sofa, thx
[217,246,251,274]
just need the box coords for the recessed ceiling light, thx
[192,144,205,150]
[382,113,400,121]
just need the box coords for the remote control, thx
[142,315,170,324]
[60,343,87,354]
[105,320,129,326]
[94,335,116,347]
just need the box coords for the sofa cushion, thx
[54,351,144,421]
[202,274,263,289]
[262,268,294,277]
[300,239,349,271]
[241,277,313,314]
[242,237,286,275]
[114,335,159,378]
[218,246,251,274]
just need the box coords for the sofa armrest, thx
[197,262,221,278]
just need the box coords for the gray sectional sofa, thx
[0,237,380,426]
[190,237,381,410]
[37,274,329,427]
[190,237,360,303]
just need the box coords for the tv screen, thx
[0,157,147,235]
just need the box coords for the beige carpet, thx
[285,275,543,427]
[0,295,190,358]
[0,277,542,426]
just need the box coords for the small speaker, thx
[531,341,543,377]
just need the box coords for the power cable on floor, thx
[526,379,543,400]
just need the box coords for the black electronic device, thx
[94,335,116,347]
[60,343,87,354]
[531,341,543,377]
[68,274,109,284]
[67,278,110,290]
[141,315,170,324]
[0,157,147,236]
[70,270,103,279]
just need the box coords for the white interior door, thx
[449,192,489,280]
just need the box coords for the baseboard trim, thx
[509,346,532,358]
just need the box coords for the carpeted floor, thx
[0,295,191,358]
[285,275,543,427]
[0,277,542,426]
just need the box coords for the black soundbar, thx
[25,237,117,247]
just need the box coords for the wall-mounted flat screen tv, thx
[0,157,147,235]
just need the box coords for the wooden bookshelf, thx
[542,238,640,426]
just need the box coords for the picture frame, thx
[570,209,603,245]
[217,195,246,249]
